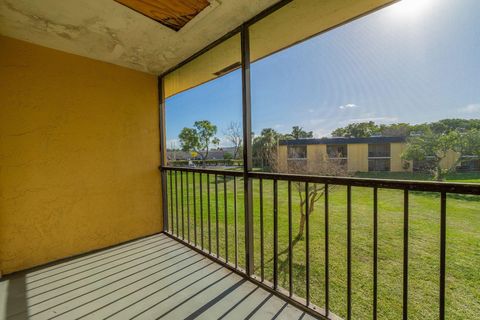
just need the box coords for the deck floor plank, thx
[0,233,318,320]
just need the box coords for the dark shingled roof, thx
[279,136,407,145]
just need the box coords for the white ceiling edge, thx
[0,0,279,75]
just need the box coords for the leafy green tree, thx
[430,119,480,134]
[178,120,220,167]
[331,119,480,138]
[402,129,478,181]
[462,129,480,156]
[331,121,380,137]
[284,126,313,139]
[252,128,282,171]
[378,123,412,137]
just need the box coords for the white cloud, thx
[460,104,480,114]
[307,108,315,113]
[274,124,284,129]
[339,103,359,110]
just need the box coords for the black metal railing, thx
[161,166,480,320]
[164,167,245,268]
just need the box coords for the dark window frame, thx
[368,143,391,158]
[327,144,348,159]
[287,145,307,160]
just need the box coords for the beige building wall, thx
[277,145,288,172]
[391,143,413,172]
[307,144,327,172]
[279,141,462,174]
[348,144,369,172]
[440,150,461,170]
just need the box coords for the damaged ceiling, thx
[0,0,279,74]
[114,0,211,31]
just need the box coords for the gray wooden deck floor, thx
[0,233,318,320]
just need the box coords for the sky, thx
[165,0,480,148]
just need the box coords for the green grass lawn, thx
[166,171,479,320]
[355,171,480,184]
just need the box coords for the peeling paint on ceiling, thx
[0,0,279,74]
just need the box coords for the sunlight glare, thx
[391,0,434,18]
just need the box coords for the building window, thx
[457,157,480,172]
[368,144,390,158]
[327,145,348,158]
[288,145,307,159]
[368,143,391,172]
[369,159,390,172]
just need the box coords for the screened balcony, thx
[1,1,479,320]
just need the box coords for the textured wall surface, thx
[440,150,460,171]
[0,36,162,274]
[391,142,412,172]
[347,144,369,172]
[277,145,288,172]
[307,144,327,172]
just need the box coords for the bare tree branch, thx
[223,121,243,159]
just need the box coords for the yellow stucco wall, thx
[440,150,460,170]
[307,144,327,172]
[391,143,412,172]
[348,144,369,172]
[277,145,288,172]
[0,36,162,274]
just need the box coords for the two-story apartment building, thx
[277,136,463,173]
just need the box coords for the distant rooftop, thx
[279,136,407,145]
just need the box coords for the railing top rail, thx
[161,166,244,177]
[161,166,480,195]
[250,172,480,195]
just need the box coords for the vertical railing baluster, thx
[186,172,190,243]
[288,180,293,297]
[234,176,238,268]
[170,171,174,234]
[208,174,212,254]
[215,174,219,258]
[273,179,278,290]
[200,173,204,250]
[224,174,229,263]
[181,171,185,240]
[306,182,310,306]
[373,187,378,320]
[193,172,197,246]
[325,184,329,316]
[403,189,409,320]
[347,185,352,319]
[260,178,264,281]
[175,170,179,237]
[439,191,447,320]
